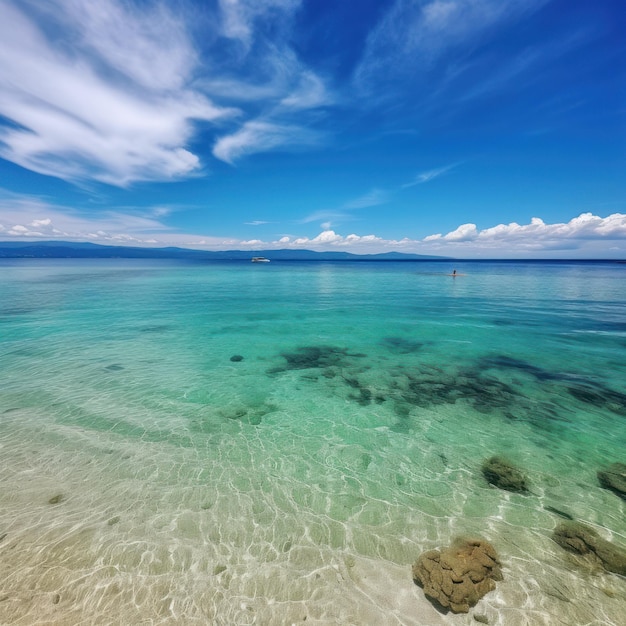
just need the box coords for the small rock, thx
[481,456,528,493]
[48,494,64,505]
[107,516,121,526]
[597,463,626,500]
[553,521,626,575]
[474,614,489,624]
[52,593,60,605]
[213,564,227,575]
[230,355,244,362]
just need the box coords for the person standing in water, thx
[452,269,457,276]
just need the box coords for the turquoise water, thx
[0,259,625,625]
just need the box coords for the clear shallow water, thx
[0,259,625,625]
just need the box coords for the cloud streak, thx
[402,164,458,188]
[0,0,240,187]
[206,1,334,164]
[213,120,322,164]
[0,0,334,183]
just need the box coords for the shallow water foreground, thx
[1,259,625,625]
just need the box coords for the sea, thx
[0,258,625,625]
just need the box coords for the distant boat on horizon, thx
[251,256,270,263]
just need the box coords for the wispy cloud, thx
[402,163,458,188]
[0,0,238,187]
[0,197,169,244]
[213,120,322,164]
[343,188,390,209]
[218,0,300,49]
[300,210,354,226]
[0,0,335,183]
[245,220,270,226]
[355,0,547,88]
[207,1,334,164]
[300,188,390,229]
[352,0,553,126]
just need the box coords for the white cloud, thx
[280,71,331,110]
[473,213,626,241]
[213,120,321,164]
[0,0,236,186]
[204,1,334,164]
[0,0,335,180]
[218,0,300,47]
[443,223,479,241]
[301,210,352,225]
[343,188,390,209]
[403,164,458,187]
[300,188,391,230]
[55,0,196,91]
[2,197,624,258]
[0,197,174,243]
[354,0,547,93]
[421,213,626,256]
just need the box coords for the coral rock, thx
[412,537,503,614]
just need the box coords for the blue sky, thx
[0,0,624,258]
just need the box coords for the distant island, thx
[0,241,448,261]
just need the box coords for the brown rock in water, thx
[553,521,626,576]
[481,456,528,493]
[597,462,626,500]
[412,537,503,614]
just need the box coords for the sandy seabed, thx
[1,405,625,626]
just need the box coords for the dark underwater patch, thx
[0,306,36,316]
[395,367,519,414]
[138,324,173,333]
[567,384,626,416]
[545,505,575,520]
[104,364,124,371]
[481,355,559,381]
[268,345,366,374]
[381,336,424,354]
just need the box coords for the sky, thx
[0,0,625,258]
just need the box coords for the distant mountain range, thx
[0,241,448,261]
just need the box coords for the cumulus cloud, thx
[424,222,479,242]
[2,197,624,258]
[0,0,239,186]
[422,213,626,255]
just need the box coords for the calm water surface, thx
[1,259,625,625]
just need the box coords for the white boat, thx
[251,256,270,263]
